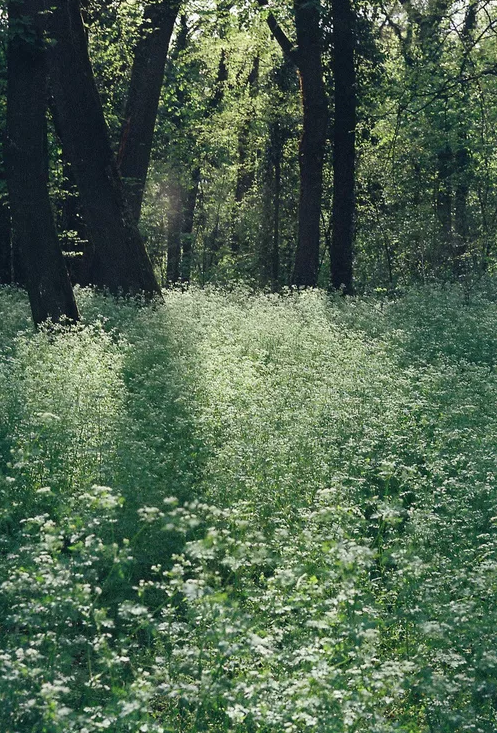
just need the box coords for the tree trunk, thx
[454,146,469,242]
[49,100,94,286]
[292,0,329,287]
[58,159,94,286]
[268,120,283,289]
[0,168,11,284]
[118,0,180,222]
[258,0,328,287]
[453,1,476,273]
[166,180,183,284]
[5,0,79,325]
[330,0,356,294]
[181,169,200,283]
[43,0,161,298]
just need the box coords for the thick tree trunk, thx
[330,0,356,294]
[49,100,94,285]
[58,159,94,286]
[0,169,11,284]
[0,35,11,285]
[43,0,161,298]
[118,0,180,222]
[5,0,79,325]
[292,0,329,287]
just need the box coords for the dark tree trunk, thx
[268,121,283,288]
[166,181,183,284]
[258,0,328,287]
[292,0,329,287]
[43,0,161,298]
[49,100,94,285]
[5,0,79,325]
[272,133,282,289]
[330,0,356,294]
[181,169,200,283]
[454,147,469,246]
[0,168,11,284]
[453,1,476,272]
[0,32,11,285]
[58,159,94,286]
[118,0,180,222]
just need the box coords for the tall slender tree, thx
[330,0,356,293]
[258,0,329,287]
[5,0,79,325]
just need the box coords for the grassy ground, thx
[1,282,496,732]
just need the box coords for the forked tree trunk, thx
[118,0,181,222]
[5,0,79,325]
[330,0,356,293]
[43,0,161,297]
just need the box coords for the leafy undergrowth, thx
[1,282,497,732]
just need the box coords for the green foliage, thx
[1,284,497,731]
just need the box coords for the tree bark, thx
[43,0,161,298]
[180,169,200,283]
[258,0,328,287]
[292,0,329,287]
[453,0,477,272]
[58,159,94,286]
[272,123,282,288]
[166,180,182,284]
[0,168,11,284]
[118,0,180,222]
[330,0,356,293]
[5,0,79,325]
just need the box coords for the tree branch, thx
[256,0,299,66]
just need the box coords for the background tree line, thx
[1,0,497,324]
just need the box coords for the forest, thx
[1,0,497,731]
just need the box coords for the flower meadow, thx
[1,283,497,732]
